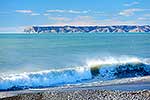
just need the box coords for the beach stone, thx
[1,90,150,100]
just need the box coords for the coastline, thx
[24,25,150,33]
[1,76,150,100]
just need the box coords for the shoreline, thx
[1,78,150,100]
[24,25,150,33]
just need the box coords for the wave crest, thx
[0,56,150,91]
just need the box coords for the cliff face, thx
[24,25,150,33]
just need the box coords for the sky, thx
[0,0,150,32]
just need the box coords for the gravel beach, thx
[1,89,150,100]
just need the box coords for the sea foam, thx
[0,56,150,91]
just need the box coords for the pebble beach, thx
[1,89,150,100]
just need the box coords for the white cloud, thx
[47,9,65,13]
[138,14,150,21]
[30,13,40,16]
[45,16,97,26]
[138,17,147,20]
[16,10,41,16]
[46,9,89,14]
[16,10,32,14]
[45,15,147,26]
[124,2,139,7]
[119,8,147,16]
[67,10,83,14]
[43,13,49,16]
[48,17,71,21]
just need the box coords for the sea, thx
[0,32,150,91]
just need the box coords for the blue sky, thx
[0,0,150,32]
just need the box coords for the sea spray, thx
[0,56,150,91]
[0,67,92,90]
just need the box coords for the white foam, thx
[0,67,92,90]
[86,56,142,67]
[0,56,149,90]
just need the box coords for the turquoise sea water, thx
[0,33,150,90]
[0,33,149,73]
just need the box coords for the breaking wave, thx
[0,56,150,91]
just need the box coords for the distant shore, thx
[24,25,150,33]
